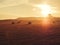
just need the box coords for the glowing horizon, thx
[0,0,60,20]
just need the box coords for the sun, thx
[35,4,52,17]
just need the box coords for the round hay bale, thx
[12,22,15,24]
[28,22,31,24]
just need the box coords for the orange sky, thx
[0,0,60,20]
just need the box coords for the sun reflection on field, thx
[41,18,51,27]
[41,17,53,33]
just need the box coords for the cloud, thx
[0,0,30,8]
[0,0,60,8]
[29,0,41,3]
[0,0,42,8]
[0,0,4,3]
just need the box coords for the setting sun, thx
[35,4,52,17]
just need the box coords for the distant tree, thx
[48,14,53,18]
[48,14,54,21]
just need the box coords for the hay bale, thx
[28,22,31,24]
[12,22,15,24]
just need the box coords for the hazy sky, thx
[0,0,60,20]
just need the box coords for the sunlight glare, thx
[35,4,52,17]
